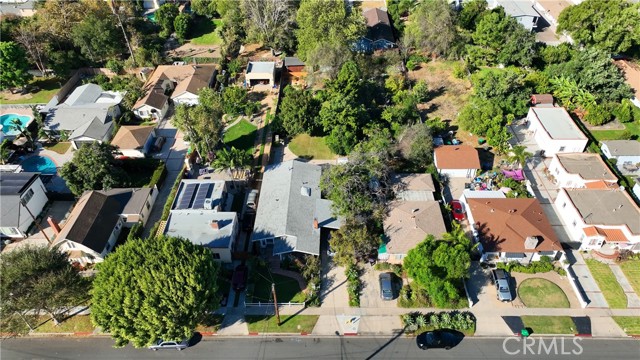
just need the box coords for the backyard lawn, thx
[619,260,640,295]
[288,134,336,160]
[612,316,640,336]
[44,142,71,154]
[586,259,627,309]
[518,278,570,308]
[591,121,640,141]
[250,266,306,304]
[33,315,94,333]
[190,18,223,46]
[246,315,319,333]
[0,77,63,105]
[223,119,257,154]
[521,316,576,335]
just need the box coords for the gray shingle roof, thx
[556,153,616,180]
[601,140,640,156]
[564,188,640,234]
[251,160,324,255]
[0,172,40,228]
[165,210,237,249]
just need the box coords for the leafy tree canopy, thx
[470,67,531,117]
[156,3,179,37]
[557,0,640,55]
[0,41,32,90]
[277,85,320,137]
[404,0,457,57]
[329,219,379,266]
[173,13,192,41]
[456,0,489,31]
[91,236,219,348]
[70,14,125,64]
[242,0,296,51]
[59,142,126,197]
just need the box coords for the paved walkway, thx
[572,252,610,308]
[609,264,640,308]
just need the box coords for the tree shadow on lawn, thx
[190,17,216,39]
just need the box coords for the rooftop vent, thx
[210,220,219,230]
[524,236,539,250]
[301,186,311,197]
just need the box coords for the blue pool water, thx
[21,156,57,175]
[0,114,32,136]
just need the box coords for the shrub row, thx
[497,256,566,276]
[346,263,362,307]
[373,262,403,278]
[401,311,476,334]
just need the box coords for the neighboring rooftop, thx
[392,173,436,201]
[172,65,217,97]
[111,125,155,150]
[494,0,540,17]
[530,107,587,140]
[284,57,305,67]
[0,172,40,228]
[434,145,481,169]
[563,188,640,235]
[556,153,617,181]
[165,210,237,249]
[601,140,640,156]
[362,7,395,42]
[134,65,217,109]
[171,179,226,211]
[384,200,446,255]
[246,62,275,75]
[468,198,562,253]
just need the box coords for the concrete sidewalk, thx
[609,264,640,308]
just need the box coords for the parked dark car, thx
[379,272,394,301]
[149,339,189,351]
[450,200,466,221]
[491,269,514,302]
[416,329,464,350]
[232,264,248,291]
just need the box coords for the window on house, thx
[67,242,75,249]
[589,239,598,246]
[559,146,566,152]
[572,220,577,227]
[104,243,111,253]
[212,253,221,260]
[145,201,151,210]
[21,189,34,204]
[562,202,566,208]
[396,254,404,260]
[0,227,19,235]
[555,168,559,175]
[580,234,585,241]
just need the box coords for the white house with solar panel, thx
[164,179,239,263]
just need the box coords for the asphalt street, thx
[1,337,639,360]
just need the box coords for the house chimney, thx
[313,218,319,229]
[47,216,61,235]
[210,220,219,230]
[524,236,539,250]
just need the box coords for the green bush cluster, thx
[346,263,361,307]
[497,256,565,275]
[161,167,186,221]
[127,222,144,242]
[147,161,167,188]
[401,311,476,334]
[398,283,432,308]
[406,54,428,71]
[373,262,403,277]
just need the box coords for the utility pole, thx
[271,283,280,326]
[20,198,51,245]
[110,0,136,67]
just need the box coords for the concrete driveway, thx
[466,262,518,310]
[359,266,400,308]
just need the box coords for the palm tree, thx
[443,221,477,251]
[0,140,12,165]
[508,145,533,168]
[10,119,34,150]
[211,147,252,179]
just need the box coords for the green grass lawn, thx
[521,316,576,335]
[0,77,63,104]
[591,121,640,141]
[586,259,628,309]
[251,266,306,303]
[223,119,258,154]
[190,18,223,46]
[612,316,640,336]
[518,278,570,308]
[44,142,71,154]
[619,260,640,295]
[246,315,319,333]
[120,158,165,188]
[288,134,336,160]
[33,315,94,333]
[195,314,224,333]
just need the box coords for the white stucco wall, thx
[173,92,200,106]
[527,111,588,156]
[438,168,477,178]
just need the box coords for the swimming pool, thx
[0,114,32,137]
[21,156,57,175]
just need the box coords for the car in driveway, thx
[491,269,513,302]
[149,339,189,351]
[450,200,466,221]
[416,329,464,350]
[379,272,394,300]
[232,264,248,291]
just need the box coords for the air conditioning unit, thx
[204,198,213,210]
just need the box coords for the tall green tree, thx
[221,86,249,116]
[173,102,223,160]
[557,0,640,55]
[59,142,125,196]
[0,41,32,90]
[295,0,365,61]
[91,236,219,348]
[242,0,296,51]
[329,219,378,266]
[404,0,457,57]
[71,14,125,63]
[211,147,251,179]
[507,145,533,168]
[456,0,489,31]
[277,85,320,136]
[156,3,179,37]
[471,67,531,117]
[173,13,192,41]
[0,246,90,332]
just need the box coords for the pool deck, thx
[18,145,75,193]
[0,106,32,117]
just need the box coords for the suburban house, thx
[600,140,640,175]
[434,145,481,178]
[0,172,48,239]
[531,94,554,106]
[284,57,307,87]
[133,64,217,119]
[547,153,618,189]
[614,59,640,108]
[379,173,447,264]
[459,189,506,212]
[491,0,540,31]
[165,179,238,263]
[526,107,588,156]
[532,0,572,26]
[251,160,343,258]
[44,83,124,149]
[467,198,563,263]
[53,187,157,266]
[245,62,276,87]
[355,7,396,52]
[111,125,157,158]
[554,188,640,252]
[0,0,36,16]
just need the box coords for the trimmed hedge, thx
[401,311,476,334]
[346,263,362,307]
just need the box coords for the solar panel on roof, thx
[177,183,197,209]
[193,183,212,209]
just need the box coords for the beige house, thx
[111,125,156,158]
[245,62,276,87]
[379,174,447,264]
[548,153,618,189]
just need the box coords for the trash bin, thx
[521,328,530,337]
[478,138,486,145]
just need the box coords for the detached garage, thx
[245,62,276,87]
